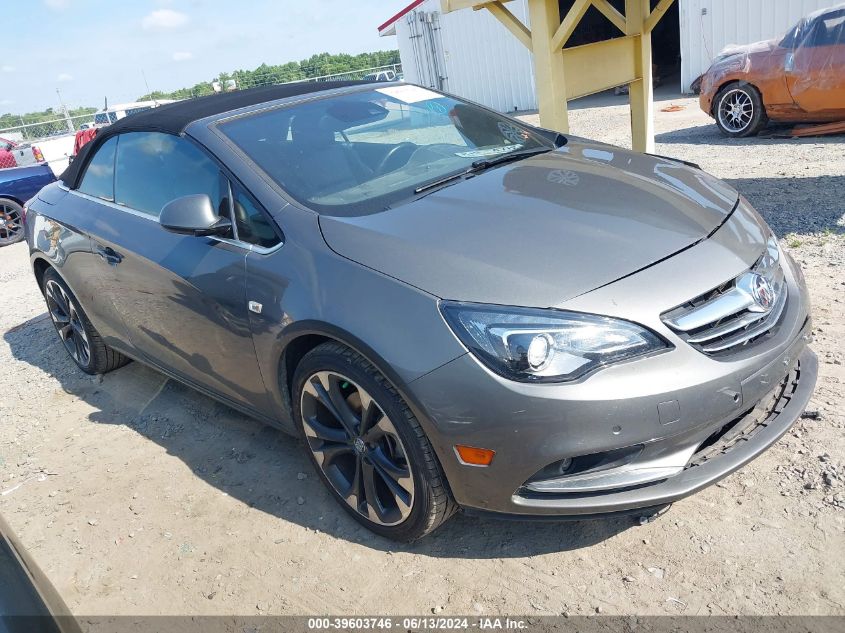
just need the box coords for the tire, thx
[292,342,456,541]
[0,198,26,246]
[713,82,767,137]
[41,268,130,375]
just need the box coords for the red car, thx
[0,136,45,169]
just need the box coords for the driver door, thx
[786,9,845,113]
[89,131,272,413]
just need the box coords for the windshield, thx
[780,17,808,47]
[218,86,555,216]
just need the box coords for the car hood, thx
[319,139,739,307]
[710,38,779,67]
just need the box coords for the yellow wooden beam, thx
[561,36,638,100]
[643,0,674,33]
[528,0,569,132]
[440,0,491,12]
[625,0,654,152]
[550,0,591,51]
[592,0,628,34]
[485,1,533,50]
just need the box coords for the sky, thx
[1,0,410,114]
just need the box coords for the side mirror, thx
[785,52,795,72]
[160,194,232,237]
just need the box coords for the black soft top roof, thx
[61,80,368,189]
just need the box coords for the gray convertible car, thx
[25,81,816,541]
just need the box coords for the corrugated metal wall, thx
[394,0,538,112]
[393,0,836,107]
[679,0,837,92]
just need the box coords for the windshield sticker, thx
[375,85,441,104]
[455,145,524,158]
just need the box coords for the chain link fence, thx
[0,62,402,174]
[217,63,403,93]
[0,64,403,142]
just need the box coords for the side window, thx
[232,186,281,249]
[821,14,844,46]
[114,132,224,218]
[807,13,845,47]
[78,136,118,201]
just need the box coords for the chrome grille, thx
[661,238,787,355]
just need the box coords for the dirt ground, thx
[0,94,843,618]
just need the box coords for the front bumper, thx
[412,332,814,517]
[408,217,815,516]
[510,348,815,516]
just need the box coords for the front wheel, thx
[0,198,25,246]
[714,83,767,137]
[292,342,456,541]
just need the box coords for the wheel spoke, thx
[369,447,413,508]
[72,332,83,362]
[47,283,69,316]
[326,375,361,434]
[361,460,389,523]
[311,441,354,468]
[306,374,358,437]
[70,318,85,336]
[303,414,349,443]
[343,455,365,507]
[358,393,382,436]
[78,335,90,364]
[57,323,72,340]
[369,445,411,481]
[361,415,392,443]
[50,309,70,324]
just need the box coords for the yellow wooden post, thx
[527,0,569,133]
[625,0,654,152]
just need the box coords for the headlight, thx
[440,302,671,383]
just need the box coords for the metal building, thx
[379,0,538,112]
[379,0,837,110]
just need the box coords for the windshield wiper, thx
[413,170,473,195]
[413,145,556,196]
[470,146,555,172]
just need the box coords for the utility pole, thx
[56,88,75,134]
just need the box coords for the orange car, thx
[699,4,845,137]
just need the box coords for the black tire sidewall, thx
[0,198,26,246]
[714,82,766,138]
[42,268,98,374]
[292,346,436,541]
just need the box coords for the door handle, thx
[95,244,123,266]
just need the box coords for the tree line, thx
[0,106,97,134]
[0,50,400,132]
[137,50,401,101]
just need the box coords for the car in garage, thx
[699,3,845,136]
[25,81,816,541]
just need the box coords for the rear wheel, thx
[292,342,456,541]
[714,83,767,137]
[0,199,25,246]
[42,268,129,375]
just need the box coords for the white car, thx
[362,70,397,82]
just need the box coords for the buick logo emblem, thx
[750,273,775,311]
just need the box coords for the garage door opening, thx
[560,0,681,94]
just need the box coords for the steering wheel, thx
[375,142,417,175]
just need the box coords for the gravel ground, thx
[0,95,843,618]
